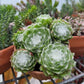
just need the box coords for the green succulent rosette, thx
[36,14,52,27]
[39,42,75,78]
[11,50,36,73]
[51,19,73,41]
[12,30,24,49]
[23,27,51,53]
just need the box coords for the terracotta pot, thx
[69,36,84,57]
[28,71,51,80]
[0,45,14,74]
[28,71,63,83]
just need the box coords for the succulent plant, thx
[39,42,75,78]
[23,27,51,53]
[51,19,73,41]
[36,14,52,27]
[11,50,36,73]
[11,15,75,79]
[12,30,24,49]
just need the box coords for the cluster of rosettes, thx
[11,14,75,78]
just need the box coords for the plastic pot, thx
[0,45,14,74]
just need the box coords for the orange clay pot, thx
[0,45,14,74]
[69,36,84,57]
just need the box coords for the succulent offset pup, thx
[11,50,36,73]
[36,14,52,27]
[12,31,24,49]
[51,19,73,41]
[39,42,76,78]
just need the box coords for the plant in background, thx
[0,5,16,21]
[60,0,74,18]
[15,0,59,23]
[64,16,83,36]
[69,0,78,12]
[38,0,59,18]
[17,5,39,25]
[13,2,38,33]
[76,0,84,12]
[23,5,39,23]
[16,0,31,11]
[13,15,23,33]
[64,0,84,13]
[0,5,16,50]
[39,42,75,78]
[16,0,40,24]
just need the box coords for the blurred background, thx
[0,0,80,11]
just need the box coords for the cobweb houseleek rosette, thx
[11,50,36,73]
[51,19,73,42]
[36,14,52,27]
[23,27,51,53]
[39,43,76,78]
